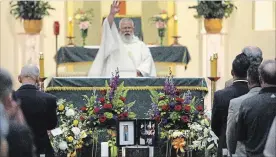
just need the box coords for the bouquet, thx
[81,69,136,130]
[148,72,218,156]
[74,8,93,46]
[80,69,136,157]
[50,99,87,157]
[150,10,170,46]
[149,73,204,133]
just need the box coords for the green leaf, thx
[126,101,135,108]
[128,112,136,119]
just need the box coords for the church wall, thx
[42,2,66,78]
[176,1,201,78]
[226,1,276,81]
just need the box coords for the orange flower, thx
[172,138,186,153]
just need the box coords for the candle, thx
[101,142,109,157]
[174,15,178,36]
[39,52,45,78]
[210,53,218,77]
[68,17,73,37]
[54,21,60,36]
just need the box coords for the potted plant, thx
[10,1,55,34]
[189,1,236,34]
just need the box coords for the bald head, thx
[242,46,263,65]
[258,60,276,86]
[18,64,39,84]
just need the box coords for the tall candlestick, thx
[39,52,45,78]
[68,17,73,37]
[174,15,178,36]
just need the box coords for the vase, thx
[204,18,223,34]
[23,19,42,34]
[158,28,165,46]
[81,29,88,46]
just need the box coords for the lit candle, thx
[39,52,45,78]
[174,15,178,36]
[210,54,218,77]
[214,53,218,77]
[68,17,73,37]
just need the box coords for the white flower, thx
[65,109,75,117]
[58,141,68,150]
[204,128,209,137]
[172,131,183,138]
[71,127,81,136]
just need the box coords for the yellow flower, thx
[58,104,64,111]
[67,136,74,142]
[70,151,76,157]
[73,120,79,126]
[75,14,81,20]
[161,13,168,20]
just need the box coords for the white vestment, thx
[88,18,156,77]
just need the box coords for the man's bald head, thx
[258,60,276,86]
[242,46,263,65]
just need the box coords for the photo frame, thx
[117,120,136,146]
[136,119,158,146]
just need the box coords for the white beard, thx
[120,33,134,44]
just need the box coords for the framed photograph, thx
[117,120,136,146]
[137,119,158,146]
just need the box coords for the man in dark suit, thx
[237,60,276,157]
[15,64,58,157]
[211,53,250,157]
[225,46,263,88]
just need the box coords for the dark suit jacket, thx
[211,81,249,157]
[237,87,276,157]
[15,84,58,157]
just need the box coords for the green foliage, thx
[10,1,55,20]
[149,90,159,105]
[189,0,237,19]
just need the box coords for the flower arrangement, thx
[150,10,170,46]
[74,8,93,46]
[50,99,87,157]
[149,73,203,132]
[80,69,136,157]
[81,69,136,129]
[148,72,218,156]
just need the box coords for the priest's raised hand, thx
[88,0,156,77]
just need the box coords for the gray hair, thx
[242,46,263,65]
[258,60,276,85]
[0,68,13,103]
[20,64,39,79]
[119,18,134,29]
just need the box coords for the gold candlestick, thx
[208,77,220,107]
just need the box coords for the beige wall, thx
[0,1,275,91]
[0,1,66,89]
[225,1,276,81]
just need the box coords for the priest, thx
[88,0,156,77]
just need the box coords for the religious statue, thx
[88,0,156,77]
